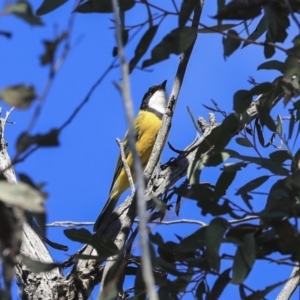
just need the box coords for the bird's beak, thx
[160,80,167,90]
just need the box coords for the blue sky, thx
[1,0,299,299]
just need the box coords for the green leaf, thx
[276,114,282,136]
[257,104,276,132]
[264,42,275,59]
[294,122,300,147]
[257,60,284,73]
[157,259,182,276]
[158,241,177,263]
[179,0,198,27]
[36,0,68,15]
[16,129,60,154]
[177,184,214,201]
[293,147,300,172]
[172,275,191,293]
[143,27,197,67]
[285,169,300,189]
[245,280,286,300]
[0,84,36,108]
[205,218,229,271]
[112,29,129,57]
[236,175,270,195]
[213,170,237,201]
[249,82,273,96]
[213,113,240,151]
[264,5,289,44]
[222,30,241,59]
[157,281,175,299]
[235,137,252,147]
[149,232,164,246]
[288,113,295,139]
[206,268,231,300]
[187,157,203,184]
[5,1,43,26]
[196,281,207,299]
[202,152,231,167]
[176,185,233,217]
[261,180,290,218]
[64,228,119,259]
[282,42,300,104]
[75,0,135,13]
[34,129,60,147]
[0,182,45,212]
[269,150,292,164]
[189,144,231,183]
[223,162,248,172]
[198,24,237,33]
[213,171,236,201]
[101,267,120,300]
[129,25,159,73]
[225,149,290,176]
[214,1,261,20]
[180,227,207,251]
[231,233,255,284]
[242,15,266,48]
[233,90,252,114]
[21,255,59,273]
[134,267,146,300]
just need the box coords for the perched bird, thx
[93,80,168,232]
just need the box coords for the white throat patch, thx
[148,90,167,115]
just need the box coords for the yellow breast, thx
[110,110,162,199]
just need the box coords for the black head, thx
[140,80,167,116]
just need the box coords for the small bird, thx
[93,80,168,232]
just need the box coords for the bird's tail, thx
[93,197,119,232]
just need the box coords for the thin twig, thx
[171,0,179,13]
[111,0,157,299]
[46,221,94,227]
[199,22,298,58]
[283,0,300,33]
[59,59,117,131]
[116,138,135,196]
[0,58,117,179]
[144,215,259,226]
[144,1,203,185]
[46,215,259,228]
[3,107,14,139]
[276,264,300,300]
[27,15,76,133]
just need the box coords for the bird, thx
[93,80,168,232]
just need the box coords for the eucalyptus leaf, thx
[5,1,43,25]
[179,0,198,27]
[206,268,231,300]
[0,84,36,108]
[257,60,284,73]
[64,228,119,259]
[205,218,229,271]
[143,27,197,67]
[36,0,68,15]
[0,182,45,212]
[235,137,252,147]
[233,90,252,114]
[222,30,241,59]
[21,255,59,273]
[231,233,255,284]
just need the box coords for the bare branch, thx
[276,265,300,300]
[116,138,135,197]
[110,0,157,298]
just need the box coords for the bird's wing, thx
[109,121,140,192]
